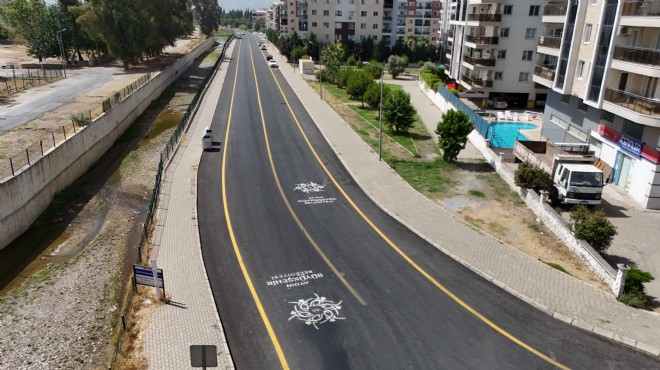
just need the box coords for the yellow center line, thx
[220,39,290,370]
[260,49,571,370]
[248,43,367,306]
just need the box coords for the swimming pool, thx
[487,122,536,148]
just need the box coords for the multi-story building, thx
[403,0,442,42]
[535,0,660,209]
[442,0,548,107]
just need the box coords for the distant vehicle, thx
[202,127,213,151]
[260,44,267,50]
[488,96,508,109]
[268,60,278,68]
[266,54,273,61]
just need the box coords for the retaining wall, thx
[420,81,625,295]
[0,37,215,250]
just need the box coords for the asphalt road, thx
[0,66,125,134]
[197,35,660,369]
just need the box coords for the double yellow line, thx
[221,37,570,370]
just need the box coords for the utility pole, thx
[57,20,67,78]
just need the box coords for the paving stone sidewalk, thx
[268,46,660,357]
[143,41,236,369]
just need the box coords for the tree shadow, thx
[455,161,493,173]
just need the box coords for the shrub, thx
[363,61,383,79]
[336,67,355,89]
[514,163,553,193]
[420,71,440,90]
[618,267,654,308]
[420,62,438,76]
[346,69,375,106]
[363,82,392,109]
[570,205,617,253]
[448,88,458,96]
[387,55,407,79]
[382,89,416,133]
[346,55,357,66]
[435,109,473,162]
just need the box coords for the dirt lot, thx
[0,34,216,368]
[313,80,609,291]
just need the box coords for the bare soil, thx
[0,33,216,369]
[314,79,609,292]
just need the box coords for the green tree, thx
[363,82,391,110]
[336,67,355,89]
[321,41,344,65]
[193,0,222,37]
[346,69,374,107]
[387,55,407,79]
[2,0,60,62]
[514,163,553,193]
[362,60,383,79]
[570,205,617,253]
[382,89,416,133]
[435,109,473,162]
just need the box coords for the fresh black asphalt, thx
[197,35,660,369]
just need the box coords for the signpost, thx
[190,345,218,369]
[133,262,165,299]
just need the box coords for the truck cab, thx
[551,163,603,206]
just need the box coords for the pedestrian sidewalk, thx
[270,47,660,357]
[142,41,236,369]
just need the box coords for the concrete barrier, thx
[0,37,215,250]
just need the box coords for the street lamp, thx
[378,63,384,161]
[57,27,67,78]
[308,41,323,100]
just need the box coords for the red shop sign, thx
[642,145,660,164]
[599,124,622,143]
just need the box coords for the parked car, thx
[488,96,508,109]
[266,54,273,61]
[268,60,278,68]
[260,44,267,50]
[202,127,213,151]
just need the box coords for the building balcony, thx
[383,16,393,21]
[297,2,307,7]
[604,88,660,117]
[466,13,502,22]
[621,0,660,16]
[298,14,307,19]
[534,65,556,81]
[538,35,561,49]
[465,35,499,45]
[462,74,493,88]
[463,55,496,67]
[613,45,660,67]
[384,3,393,9]
[383,28,393,34]
[398,5,407,9]
[543,4,567,16]
[397,30,405,35]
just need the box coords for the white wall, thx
[0,37,216,250]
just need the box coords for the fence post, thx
[9,157,14,176]
[40,140,43,155]
[73,120,76,133]
[26,148,30,165]
[63,126,66,140]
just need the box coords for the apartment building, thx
[402,0,442,42]
[535,0,660,209]
[442,0,548,107]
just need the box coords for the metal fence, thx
[110,36,233,367]
[436,83,490,138]
[102,73,152,112]
[1,67,65,96]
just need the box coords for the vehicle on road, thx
[268,60,278,68]
[260,44,267,50]
[488,96,508,109]
[513,140,604,206]
[266,54,273,61]
[202,127,213,151]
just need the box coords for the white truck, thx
[513,140,604,206]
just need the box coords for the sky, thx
[44,0,272,12]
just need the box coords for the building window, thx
[577,100,589,112]
[350,0,355,3]
[373,23,378,29]
[312,22,317,27]
[622,119,644,140]
[348,22,355,29]
[519,72,529,81]
[497,50,506,59]
[323,22,329,28]
[323,10,329,16]
[525,28,536,39]
[550,114,569,129]
[567,125,588,142]
[560,94,570,104]
[576,60,585,79]
[335,10,342,16]
[500,28,509,37]
[529,5,540,16]
[361,11,367,16]
[601,111,615,123]
[335,22,342,29]
[522,50,533,60]
[503,5,513,14]
[360,23,366,29]
[312,10,317,15]
[372,35,378,40]
[373,11,379,16]
[589,0,597,5]
[583,24,592,43]
[495,72,503,80]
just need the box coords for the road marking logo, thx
[294,182,325,193]
[288,294,345,329]
[267,270,324,289]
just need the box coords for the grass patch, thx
[389,158,455,194]
[320,83,353,103]
[213,29,235,37]
[348,105,419,156]
[543,261,571,275]
[476,172,521,203]
[468,189,485,197]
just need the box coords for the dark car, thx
[266,54,273,61]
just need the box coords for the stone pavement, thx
[143,41,235,369]
[268,46,660,356]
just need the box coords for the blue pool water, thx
[487,122,536,148]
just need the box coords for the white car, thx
[260,44,267,50]
[488,97,508,109]
[268,60,278,68]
